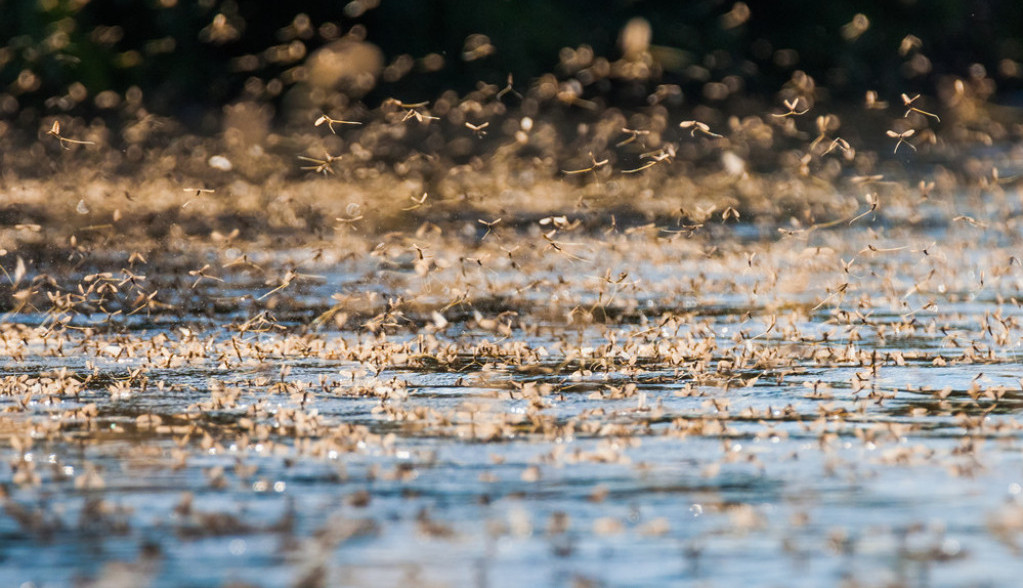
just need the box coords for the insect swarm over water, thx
[2,6,1021,587]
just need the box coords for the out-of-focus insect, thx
[465,121,490,137]
[496,74,522,101]
[864,90,888,109]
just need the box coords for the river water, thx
[3,206,1023,587]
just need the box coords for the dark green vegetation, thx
[2,0,1022,128]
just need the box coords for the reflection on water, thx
[4,217,1023,588]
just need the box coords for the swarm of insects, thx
[2,8,1021,587]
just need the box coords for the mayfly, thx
[298,152,341,175]
[679,120,722,138]
[46,120,95,148]
[772,97,810,117]
[465,121,490,137]
[901,93,940,122]
[402,192,429,211]
[616,127,650,147]
[388,99,439,123]
[496,73,522,101]
[563,152,609,175]
[314,114,361,134]
[478,217,502,240]
[886,129,916,154]
[623,145,675,173]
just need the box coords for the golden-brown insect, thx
[563,152,609,175]
[402,192,429,211]
[386,99,439,124]
[623,145,675,174]
[953,215,988,229]
[46,120,95,149]
[902,93,940,122]
[541,231,587,262]
[840,13,870,40]
[822,137,852,157]
[810,115,852,158]
[621,160,657,174]
[848,193,880,224]
[616,128,650,147]
[478,218,502,240]
[899,34,923,56]
[918,180,935,200]
[314,114,361,134]
[496,73,523,101]
[539,215,580,230]
[388,99,429,109]
[864,90,888,109]
[465,121,490,137]
[721,2,752,29]
[772,98,810,117]
[259,269,306,300]
[402,109,439,123]
[188,264,224,289]
[886,129,916,154]
[298,152,341,175]
[679,120,722,138]
[850,174,885,184]
[335,202,364,224]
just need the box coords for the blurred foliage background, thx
[0,0,1021,131]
